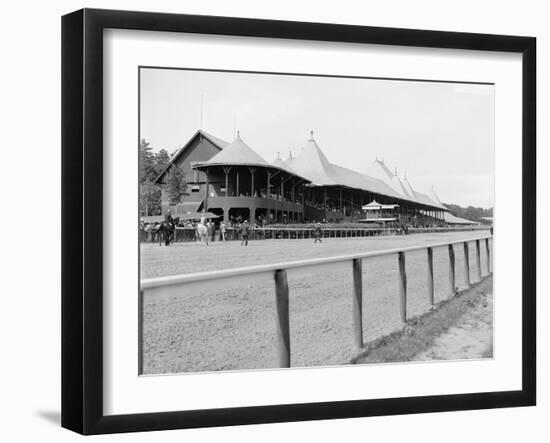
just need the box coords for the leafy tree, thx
[155,149,171,175]
[139,139,156,183]
[140,178,161,216]
[139,139,165,215]
[165,166,187,205]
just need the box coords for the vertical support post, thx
[463,242,471,286]
[274,270,291,368]
[448,244,456,294]
[352,258,363,349]
[236,171,240,196]
[485,237,491,274]
[427,247,434,306]
[398,251,407,323]
[249,167,256,197]
[476,239,482,280]
[204,168,209,211]
[267,170,271,198]
[225,171,229,197]
[138,289,144,375]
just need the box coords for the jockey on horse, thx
[158,210,175,246]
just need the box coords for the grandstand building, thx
[154,129,472,225]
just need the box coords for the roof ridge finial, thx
[288,150,293,160]
[310,130,314,140]
[277,151,281,159]
[236,130,241,139]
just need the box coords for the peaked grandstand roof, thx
[429,186,446,208]
[364,160,444,208]
[198,134,271,167]
[271,153,286,169]
[402,175,417,201]
[390,174,414,200]
[284,133,339,185]
[365,159,394,182]
[279,133,424,201]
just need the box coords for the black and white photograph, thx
[138,67,495,375]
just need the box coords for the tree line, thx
[140,139,187,216]
[443,203,493,222]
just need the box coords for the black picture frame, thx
[61,8,536,435]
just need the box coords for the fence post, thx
[138,289,144,375]
[398,251,407,323]
[485,237,491,274]
[274,270,291,368]
[448,244,456,294]
[463,242,471,286]
[475,239,482,280]
[427,247,434,306]
[352,258,363,349]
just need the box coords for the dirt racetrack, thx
[141,231,492,374]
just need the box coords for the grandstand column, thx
[204,167,209,211]
[249,202,256,224]
[249,167,256,197]
[223,166,231,197]
[236,171,240,196]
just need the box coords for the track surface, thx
[141,231,492,374]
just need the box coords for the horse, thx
[196,222,209,245]
[156,220,175,246]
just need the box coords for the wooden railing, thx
[139,235,493,370]
[141,225,489,243]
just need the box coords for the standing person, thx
[206,220,212,242]
[211,220,216,242]
[313,222,323,243]
[240,219,250,246]
[220,220,227,241]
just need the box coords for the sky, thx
[140,68,494,208]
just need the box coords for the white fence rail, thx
[139,235,493,371]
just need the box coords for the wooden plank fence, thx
[140,235,493,370]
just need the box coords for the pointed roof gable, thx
[365,159,394,183]
[271,153,286,169]
[429,186,447,209]
[331,164,404,199]
[200,135,271,167]
[154,129,229,183]
[402,176,417,201]
[287,133,338,185]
